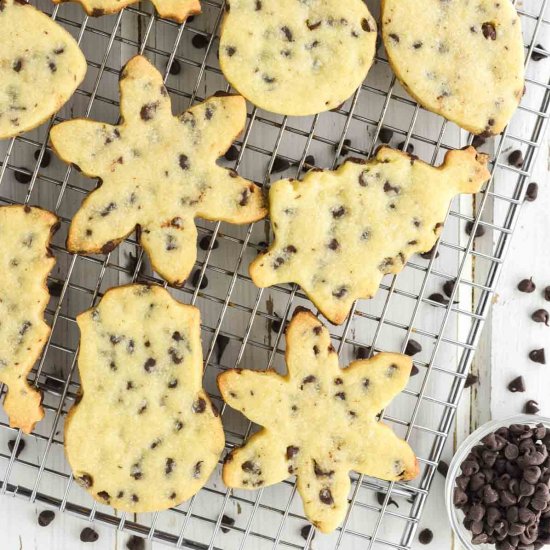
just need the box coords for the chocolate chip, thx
[80,527,99,542]
[241,460,261,475]
[303,154,315,169]
[224,145,239,162]
[14,169,31,184]
[191,270,208,290]
[376,492,399,508]
[38,510,55,527]
[34,149,52,168]
[168,59,181,75]
[356,346,372,359]
[544,286,550,302]
[193,397,207,413]
[143,358,156,372]
[271,156,291,173]
[7,438,25,458]
[418,528,433,544]
[199,235,219,251]
[140,102,159,121]
[437,461,449,477]
[525,182,539,202]
[524,400,540,414]
[379,127,393,143]
[191,34,209,49]
[508,376,526,393]
[472,134,487,148]
[532,309,549,325]
[508,150,524,168]
[319,488,334,505]
[518,278,536,293]
[220,514,235,534]
[464,373,479,388]
[126,535,145,550]
[466,221,486,238]
[398,141,414,154]
[428,293,448,305]
[404,339,422,356]
[419,245,439,260]
[531,44,548,62]
[214,334,230,364]
[529,348,546,365]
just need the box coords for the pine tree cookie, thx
[53,0,199,21]
[219,0,377,116]
[50,55,266,286]
[65,284,224,512]
[219,309,418,533]
[382,0,524,135]
[250,147,490,324]
[0,205,58,433]
[0,0,86,139]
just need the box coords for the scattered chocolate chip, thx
[524,400,540,414]
[300,524,316,541]
[337,138,352,156]
[529,348,546,364]
[271,155,291,173]
[508,149,524,168]
[7,438,25,458]
[428,293,448,305]
[191,270,208,290]
[191,34,209,49]
[302,154,315,169]
[525,182,539,202]
[168,59,181,75]
[472,134,487,148]
[14,169,32,184]
[437,460,449,477]
[38,510,55,527]
[376,491,399,508]
[443,279,455,298]
[466,221,486,238]
[214,334,230,364]
[224,145,239,162]
[419,245,439,260]
[544,286,550,301]
[221,514,235,534]
[531,44,549,62]
[126,535,145,550]
[532,309,549,326]
[80,527,99,543]
[398,141,414,154]
[34,149,52,168]
[404,339,422,356]
[418,528,433,544]
[379,127,393,143]
[199,235,219,251]
[464,373,479,389]
[518,278,536,293]
[355,346,372,359]
[508,376,526,393]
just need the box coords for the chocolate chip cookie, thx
[0,205,58,433]
[65,284,224,512]
[250,147,489,324]
[219,308,419,533]
[50,55,266,286]
[219,0,377,116]
[0,0,87,139]
[382,0,524,135]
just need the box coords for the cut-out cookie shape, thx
[53,0,199,21]
[50,55,266,286]
[382,0,524,135]
[219,0,377,116]
[0,205,58,433]
[65,284,224,512]
[0,0,87,140]
[250,147,490,324]
[219,309,418,533]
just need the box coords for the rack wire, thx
[1,0,549,548]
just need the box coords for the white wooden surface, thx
[1,1,549,549]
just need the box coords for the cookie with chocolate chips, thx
[250,146,489,324]
[219,309,418,533]
[50,56,266,286]
[52,0,199,21]
[0,205,58,433]
[65,284,224,513]
[381,0,524,135]
[219,0,377,116]
[0,0,86,139]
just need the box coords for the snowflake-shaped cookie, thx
[219,309,419,532]
[50,55,266,286]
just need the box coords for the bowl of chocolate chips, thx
[446,415,550,550]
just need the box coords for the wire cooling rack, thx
[1,0,550,548]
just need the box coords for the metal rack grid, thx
[0,0,549,548]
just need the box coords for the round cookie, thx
[0,0,87,140]
[381,0,525,135]
[219,0,377,116]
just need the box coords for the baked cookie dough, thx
[0,205,58,433]
[53,0,199,21]
[219,0,377,116]
[50,55,266,286]
[250,147,490,324]
[382,0,525,135]
[65,284,224,512]
[219,309,418,533]
[0,0,87,140]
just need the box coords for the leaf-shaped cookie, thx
[0,205,58,433]
[219,0,377,116]
[219,309,418,533]
[0,0,87,139]
[53,0,199,21]
[382,0,524,135]
[50,55,266,286]
[65,284,224,512]
[250,147,490,324]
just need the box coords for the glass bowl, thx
[445,414,550,550]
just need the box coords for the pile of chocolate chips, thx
[454,423,550,549]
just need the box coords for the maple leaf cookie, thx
[219,0,377,116]
[53,0,199,22]
[382,0,524,135]
[219,309,418,533]
[50,55,266,286]
[65,284,224,512]
[0,205,58,433]
[250,146,490,324]
[0,0,87,139]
